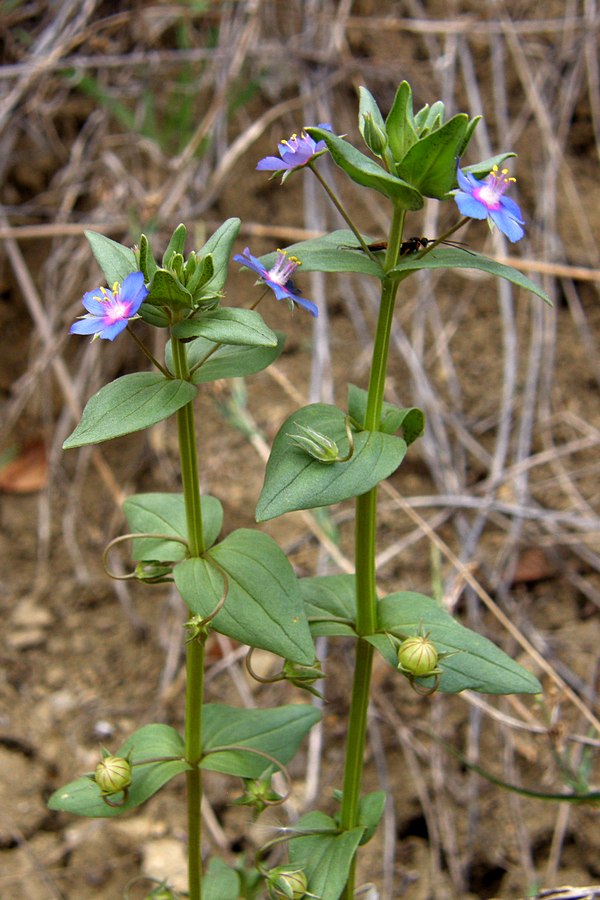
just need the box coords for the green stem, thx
[171,334,205,900]
[309,163,379,263]
[339,207,406,899]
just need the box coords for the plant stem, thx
[171,334,205,900]
[339,207,406,898]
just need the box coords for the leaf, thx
[256,404,407,521]
[305,126,424,209]
[162,223,187,266]
[197,217,241,295]
[48,724,188,818]
[85,231,138,285]
[396,114,469,198]
[369,592,542,694]
[388,246,552,305]
[260,230,383,279]
[172,308,278,347]
[204,858,240,900]
[165,332,286,383]
[385,80,418,161]
[147,268,193,308]
[462,152,516,181]
[358,791,386,845]
[301,574,357,637]
[201,703,321,778]
[63,373,197,448]
[347,384,425,443]
[138,233,158,281]
[259,229,384,280]
[122,492,224,560]
[358,85,387,143]
[174,529,315,664]
[288,811,365,900]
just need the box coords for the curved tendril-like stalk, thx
[202,744,293,806]
[101,788,129,807]
[245,646,288,685]
[194,557,230,628]
[336,416,355,462]
[102,532,190,580]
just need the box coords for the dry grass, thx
[1,1,600,898]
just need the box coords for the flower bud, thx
[135,560,174,583]
[397,635,439,677]
[361,112,388,157]
[283,659,325,698]
[94,755,132,796]
[266,866,308,899]
[289,424,340,463]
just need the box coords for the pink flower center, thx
[475,166,515,211]
[105,296,130,322]
[269,250,300,285]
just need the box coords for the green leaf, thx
[166,331,286,383]
[358,791,386,845]
[256,404,407,521]
[260,230,383,278]
[201,703,321,778]
[305,126,423,209]
[288,811,364,900]
[197,217,241,294]
[139,302,171,328]
[204,858,240,900]
[162,223,187,266]
[347,383,425,443]
[48,724,188,818]
[369,592,542,694]
[85,231,138,285]
[139,233,158,281]
[462,152,516,180]
[396,113,468,198]
[123,492,223,560]
[147,268,193,308]
[63,373,197,448]
[172,308,278,347]
[385,80,418,161]
[301,574,357,637]
[388,247,552,305]
[174,529,315,664]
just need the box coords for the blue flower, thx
[455,165,525,242]
[234,248,318,317]
[70,271,148,340]
[256,124,332,182]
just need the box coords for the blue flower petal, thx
[81,291,109,315]
[98,320,129,341]
[69,317,104,336]
[490,209,525,242]
[455,192,488,220]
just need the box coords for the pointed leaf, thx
[147,268,193,308]
[256,404,407,521]
[288,811,364,900]
[166,332,286,383]
[174,529,315,664]
[162,223,187,266]
[198,217,241,294]
[301,574,357,637]
[348,384,425,443]
[85,231,138,285]
[385,80,418,161]
[48,724,187,818]
[368,591,542,694]
[201,703,321,778]
[462,152,516,180]
[123,492,223,560]
[305,127,423,209]
[388,247,552,305]
[139,233,158,281]
[172,308,278,347]
[204,858,240,900]
[63,373,197,448]
[396,114,469,198]
[260,230,383,278]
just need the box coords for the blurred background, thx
[1,1,600,898]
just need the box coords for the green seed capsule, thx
[397,635,439,676]
[94,756,132,795]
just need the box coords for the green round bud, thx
[397,635,438,676]
[267,867,308,899]
[94,755,132,795]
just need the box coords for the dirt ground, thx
[1,2,600,899]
